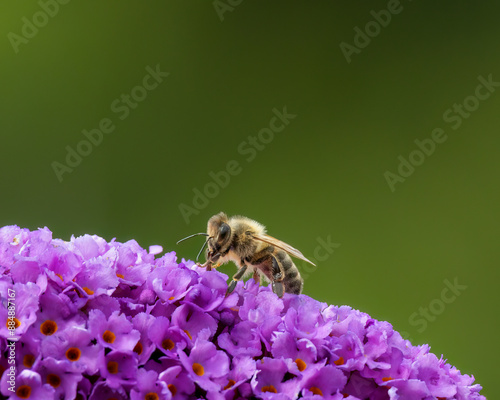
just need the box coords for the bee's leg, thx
[247,252,285,297]
[226,264,248,296]
[197,260,213,271]
[270,255,285,298]
[243,257,260,284]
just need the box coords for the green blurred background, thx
[1,1,498,397]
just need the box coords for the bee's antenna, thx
[176,233,209,245]
[196,238,210,262]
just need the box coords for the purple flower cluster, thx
[0,226,485,400]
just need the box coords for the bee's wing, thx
[253,234,316,266]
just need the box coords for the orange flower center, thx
[334,356,344,366]
[47,373,61,388]
[6,317,21,329]
[309,386,323,396]
[162,339,175,351]
[23,354,35,368]
[261,385,277,393]
[103,330,116,344]
[107,361,119,374]
[295,358,307,371]
[65,347,81,362]
[224,379,236,390]
[16,385,32,399]
[192,362,204,376]
[145,393,159,400]
[82,287,94,295]
[133,341,143,355]
[167,384,177,396]
[40,320,58,336]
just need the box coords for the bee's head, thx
[207,212,232,253]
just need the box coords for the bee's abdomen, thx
[276,250,303,295]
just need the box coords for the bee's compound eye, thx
[219,223,231,240]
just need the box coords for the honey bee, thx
[176,212,316,297]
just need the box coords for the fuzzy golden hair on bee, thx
[176,212,316,298]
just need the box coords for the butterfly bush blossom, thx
[0,226,485,400]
